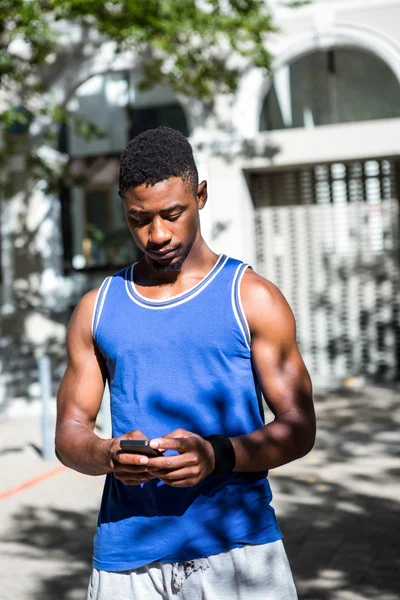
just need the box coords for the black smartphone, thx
[119,440,162,457]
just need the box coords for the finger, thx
[114,470,153,481]
[116,453,150,466]
[123,430,149,441]
[146,454,188,471]
[114,467,150,477]
[152,467,195,481]
[161,429,191,439]
[113,461,151,473]
[150,437,190,453]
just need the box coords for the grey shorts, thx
[87,539,298,600]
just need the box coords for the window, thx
[61,71,189,271]
[63,183,139,271]
[260,48,400,131]
[250,159,400,382]
[65,71,189,157]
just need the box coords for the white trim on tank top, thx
[91,276,112,338]
[124,253,228,310]
[231,263,251,351]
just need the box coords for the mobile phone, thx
[119,440,162,457]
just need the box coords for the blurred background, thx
[0,1,399,599]
[1,0,400,406]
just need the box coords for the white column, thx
[0,192,15,313]
[192,146,214,247]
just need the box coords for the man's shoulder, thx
[240,268,295,333]
[241,268,284,307]
[79,288,100,309]
[72,265,133,330]
[69,288,99,331]
[79,265,131,306]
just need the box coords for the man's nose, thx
[148,217,172,246]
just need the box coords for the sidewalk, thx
[270,385,400,600]
[0,385,399,600]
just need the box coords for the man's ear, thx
[197,180,208,209]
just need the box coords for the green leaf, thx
[0,0,288,187]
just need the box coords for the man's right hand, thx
[108,430,157,486]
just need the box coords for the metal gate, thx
[250,158,400,384]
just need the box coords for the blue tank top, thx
[92,254,282,571]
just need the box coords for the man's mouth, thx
[149,247,179,260]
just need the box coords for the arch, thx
[260,46,400,131]
[233,22,400,137]
[50,44,194,137]
[63,69,190,158]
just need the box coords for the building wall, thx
[205,0,400,385]
[205,156,256,265]
[221,0,400,264]
[2,0,400,410]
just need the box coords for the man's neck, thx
[134,242,219,297]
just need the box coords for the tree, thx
[0,0,311,187]
[0,0,305,408]
[0,0,284,192]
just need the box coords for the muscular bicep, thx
[242,272,313,421]
[252,328,312,419]
[56,290,106,431]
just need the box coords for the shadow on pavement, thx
[276,386,400,600]
[4,485,399,600]
[312,386,400,463]
[1,386,399,599]
[280,477,400,600]
[3,505,97,599]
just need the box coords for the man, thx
[56,126,315,600]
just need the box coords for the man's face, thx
[122,177,207,272]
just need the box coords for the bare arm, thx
[230,269,316,471]
[55,290,113,475]
[55,290,155,482]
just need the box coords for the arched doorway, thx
[260,47,400,131]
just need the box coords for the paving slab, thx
[0,385,399,600]
[269,385,400,600]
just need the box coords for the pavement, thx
[0,385,399,600]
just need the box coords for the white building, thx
[1,0,400,410]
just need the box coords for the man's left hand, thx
[142,429,215,487]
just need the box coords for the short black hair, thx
[119,126,198,197]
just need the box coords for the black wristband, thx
[204,434,236,477]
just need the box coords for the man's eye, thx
[131,217,150,226]
[166,214,181,222]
